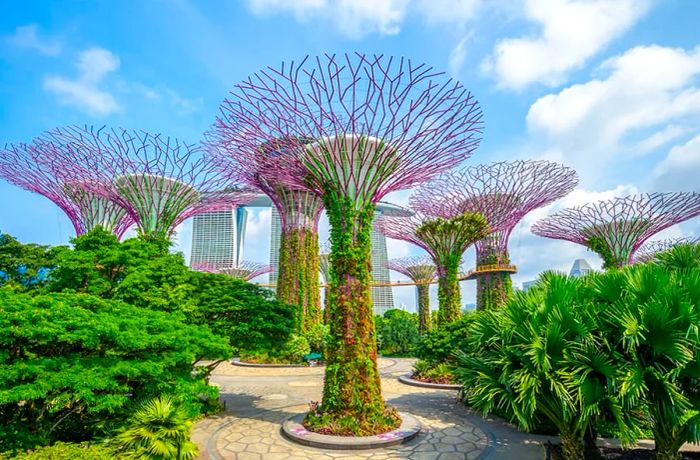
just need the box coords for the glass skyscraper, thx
[190,207,247,269]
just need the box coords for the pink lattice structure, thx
[0,140,133,238]
[532,192,700,268]
[634,236,700,263]
[36,126,254,239]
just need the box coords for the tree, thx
[455,273,638,460]
[0,233,54,290]
[112,396,198,460]
[375,309,420,356]
[0,289,231,452]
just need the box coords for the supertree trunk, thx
[277,226,321,331]
[437,256,461,325]
[319,198,392,433]
[416,284,431,333]
[475,245,513,310]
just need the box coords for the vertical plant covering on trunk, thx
[278,226,321,330]
[532,192,700,269]
[411,160,578,310]
[23,126,254,241]
[387,256,436,334]
[376,212,490,325]
[207,53,483,435]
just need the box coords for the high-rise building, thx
[268,207,282,285]
[190,207,247,269]
[569,259,593,277]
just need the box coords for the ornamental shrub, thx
[0,289,230,453]
[7,442,115,460]
[375,309,420,356]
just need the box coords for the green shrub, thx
[412,361,454,384]
[375,309,420,356]
[111,396,198,460]
[414,313,474,364]
[303,323,329,354]
[8,442,115,460]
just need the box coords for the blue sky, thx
[2,0,700,309]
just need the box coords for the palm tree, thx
[112,396,198,460]
[591,261,700,460]
[654,242,700,270]
[455,272,639,460]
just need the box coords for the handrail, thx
[464,264,518,279]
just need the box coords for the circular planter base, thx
[231,358,323,369]
[398,373,461,390]
[281,412,421,450]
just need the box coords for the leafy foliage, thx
[0,289,230,452]
[6,442,115,460]
[375,309,421,356]
[0,233,54,290]
[111,396,198,460]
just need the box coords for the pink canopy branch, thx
[0,141,133,238]
[532,192,700,267]
[386,256,437,283]
[634,236,700,263]
[191,260,272,281]
[411,160,578,255]
[37,125,252,238]
[209,53,483,204]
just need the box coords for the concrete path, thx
[192,358,553,460]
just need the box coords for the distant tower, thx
[569,259,593,277]
[370,218,394,316]
[190,207,248,269]
[268,207,283,285]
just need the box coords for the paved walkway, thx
[192,358,552,460]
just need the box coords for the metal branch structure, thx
[219,261,273,281]
[376,211,489,324]
[205,135,324,333]
[0,141,133,238]
[532,192,700,269]
[209,53,483,433]
[634,236,700,263]
[387,256,436,333]
[412,160,578,310]
[38,125,254,241]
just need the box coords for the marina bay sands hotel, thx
[188,195,408,315]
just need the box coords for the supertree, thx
[532,192,700,269]
[209,53,483,434]
[37,126,254,240]
[220,261,273,281]
[0,141,133,238]
[386,256,436,333]
[634,236,700,263]
[411,160,578,310]
[376,211,489,324]
[205,134,324,332]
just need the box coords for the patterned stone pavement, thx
[192,358,543,460]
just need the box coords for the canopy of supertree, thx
[206,134,324,332]
[531,192,700,269]
[36,125,254,240]
[208,53,483,435]
[0,140,133,239]
[387,255,437,333]
[411,160,578,310]
[219,261,272,281]
[634,236,700,263]
[376,211,490,325]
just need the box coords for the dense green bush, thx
[414,313,473,364]
[455,246,700,460]
[5,442,115,460]
[0,233,54,290]
[375,309,420,356]
[0,289,230,453]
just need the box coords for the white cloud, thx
[526,44,700,178]
[5,24,61,56]
[448,34,472,77]
[484,0,649,89]
[44,47,120,115]
[244,0,480,38]
[653,133,700,192]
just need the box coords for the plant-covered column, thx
[387,257,435,334]
[416,283,431,333]
[209,53,484,435]
[474,235,513,310]
[532,193,700,269]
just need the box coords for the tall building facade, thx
[268,207,282,285]
[190,207,247,269]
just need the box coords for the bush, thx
[0,289,230,453]
[111,396,198,460]
[412,361,454,384]
[375,309,420,356]
[7,442,115,460]
[414,313,474,364]
[303,323,329,354]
